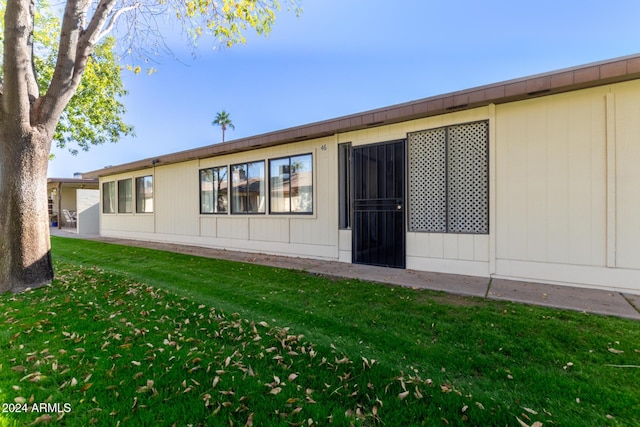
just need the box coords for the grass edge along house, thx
[85,54,640,294]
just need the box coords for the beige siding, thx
[250,218,290,242]
[97,79,640,292]
[99,138,340,260]
[99,169,155,235]
[494,80,640,290]
[155,161,199,236]
[76,189,99,234]
[406,232,489,276]
[200,216,217,237]
[495,87,608,267]
[341,107,492,276]
[338,229,352,262]
[614,81,640,269]
[60,188,77,215]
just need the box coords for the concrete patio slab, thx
[305,262,490,298]
[624,293,640,314]
[488,279,640,320]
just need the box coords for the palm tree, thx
[212,110,235,142]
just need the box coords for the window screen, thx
[408,121,488,234]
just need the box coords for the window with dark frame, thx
[117,178,133,214]
[102,181,115,214]
[408,121,489,234]
[338,143,351,229]
[269,154,313,214]
[231,161,265,214]
[200,166,228,214]
[135,176,154,213]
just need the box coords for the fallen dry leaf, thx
[414,386,423,399]
[30,414,53,425]
[269,387,282,395]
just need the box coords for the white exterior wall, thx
[97,80,640,293]
[76,189,99,234]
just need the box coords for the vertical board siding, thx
[200,217,217,237]
[98,170,156,234]
[614,81,640,269]
[356,107,492,271]
[76,189,100,235]
[217,217,249,240]
[155,161,200,236]
[196,138,338,256]
[250,218,290,242]
[496,87,608,267]
[96,80,640,290]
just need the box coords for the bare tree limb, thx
[96,2,141,42]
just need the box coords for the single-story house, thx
[47,177,100,234]
[84,54,640,294]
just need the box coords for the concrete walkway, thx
[51,228,640,320]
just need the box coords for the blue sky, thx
[48,0,640,177]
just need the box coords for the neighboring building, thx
[84,55,640,294]
[47,177,100,234]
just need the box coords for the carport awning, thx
[47,178,99,189]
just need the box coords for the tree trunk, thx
[0,128,54,293]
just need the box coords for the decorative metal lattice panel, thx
[408,121,488,234]
[408,128,446,232]
[447,122,488,233]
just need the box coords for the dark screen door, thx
[352,140,405,268]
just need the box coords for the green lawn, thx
[0,236,639,426]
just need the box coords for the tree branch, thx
[35,0,87,129]
[37,0,131,132]
[96,3,141,42]
[2,0,39,130]
[26,0,40,102]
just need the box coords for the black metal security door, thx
[352,140,406,268]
